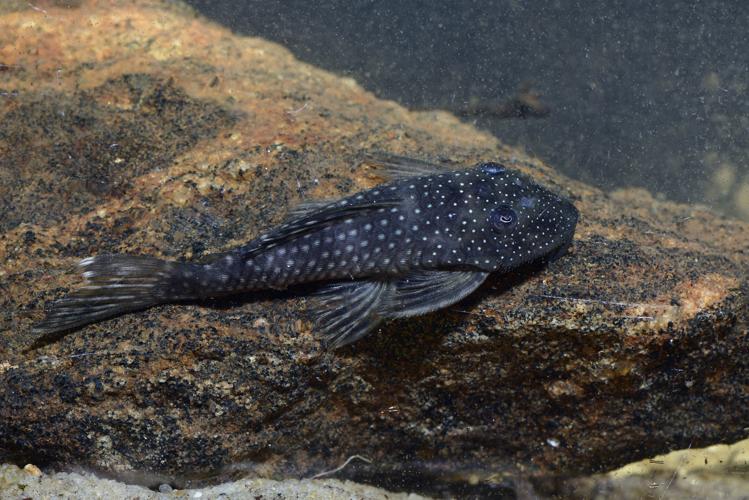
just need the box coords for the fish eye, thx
[489,206,517,230]
[478,162,506,175]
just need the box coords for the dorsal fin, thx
[240,198,400,258]
[285,199,334,219]
[362,152,451,179]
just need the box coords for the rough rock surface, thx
[1,0,748,497]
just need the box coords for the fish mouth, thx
[544,238,574,263]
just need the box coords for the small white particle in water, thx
[546,438,560,448]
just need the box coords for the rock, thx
[0,0,747,497]
[559,434,749,499]
[0,463,428,500]
[565,473,749,500]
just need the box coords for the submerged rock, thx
[0,463,428,500]
[0,0,747,496]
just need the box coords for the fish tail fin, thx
[32,254,200,335]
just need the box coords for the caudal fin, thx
[33,254,186,335]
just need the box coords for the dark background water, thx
[185,0,749,219]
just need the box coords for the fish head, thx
[469,161,579,271]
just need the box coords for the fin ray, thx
[286,200,334,219]
[362,152,450,179]
[385,270,489,318]
[241,199,401,258]
[32,255,182,335]
[311,280,394,349]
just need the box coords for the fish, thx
[32,153,579,349]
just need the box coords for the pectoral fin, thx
[385,270,489,318]
[312,280,395,349]
[311,271,488,349]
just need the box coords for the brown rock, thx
[1,0,747,496]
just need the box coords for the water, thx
[186,0,749,220]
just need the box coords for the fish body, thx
[34,154,578,348]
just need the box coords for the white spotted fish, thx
[33,154,579,348]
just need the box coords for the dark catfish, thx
[34,154,579,348]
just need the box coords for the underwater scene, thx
[0,1,748,498]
